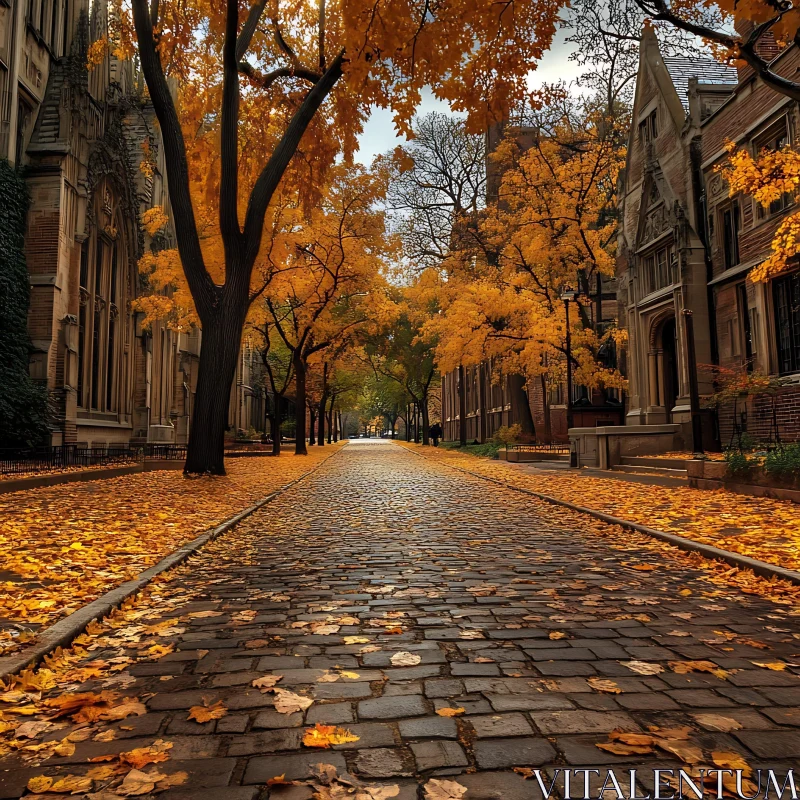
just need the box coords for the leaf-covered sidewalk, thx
[0,446,343,656]
[397,442,800,573]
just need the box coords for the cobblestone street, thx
[2,440,800,799]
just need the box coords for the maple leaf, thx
[119,739,173,769]
[669,660,729,680]
[188,700,228,723]
[303,723,360,748]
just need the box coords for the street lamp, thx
[561,289,578,467]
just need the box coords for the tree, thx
[0,162,49,449]
[364,287,439,445]
[385,113,486,273]
[249,315,293,455]
[422,88,628,414]
[123,0,565,473]
[266,166,392,455]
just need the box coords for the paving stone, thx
[398,716,457,739]
[227,729,303,756]
[253,710,305,729]
[243,752,348,783]
[358,695,428,719]
[734,731,800,758]
[485,693,574,712]
[354,748,413,778]
[531,710,638,735]
[332,722,396,749]
[409,740,468,770]
[306,702,355,724]
[469,713,534,738]
[473,737,557,768]
[454,770,548,799]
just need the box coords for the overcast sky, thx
[354,28,584,165]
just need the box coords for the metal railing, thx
[0,445,142,476]
[506,443,570,454]
[142,444,188,461]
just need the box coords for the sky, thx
[354,27,584,165]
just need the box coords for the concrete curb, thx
[0,445,346,680]
[399,443,800,588]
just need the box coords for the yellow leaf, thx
[302,723,360,748]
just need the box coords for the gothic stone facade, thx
[0,0,204,446]
[618,29,800,446]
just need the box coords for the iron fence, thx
[0,444,142,476]
[143,444,188,461]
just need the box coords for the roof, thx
[662,56,738,111]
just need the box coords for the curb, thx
[399,443,800,588]
[0,445,346,680]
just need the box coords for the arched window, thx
[76,184,128,415]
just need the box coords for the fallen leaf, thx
[694,714,743,732]
[273,689,313,714]
[188,700,228,723]
[622,661,664,675]
[390,652,421,667]
[252,675,282,691]
[751,661,787,671]
[303,723,360,748]
[435,707,465,717]
[669,660,728,680]
[588,677,623,694]
[549,631,567,640]
[424,778,467,800]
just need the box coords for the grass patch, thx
[437,440,503,459]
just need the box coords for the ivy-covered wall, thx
[0,160,49,448]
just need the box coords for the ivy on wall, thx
[0,160,49,448]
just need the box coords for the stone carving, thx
[641,203,670,245]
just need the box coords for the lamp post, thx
[561,289,578,467]
[681,308,705,459]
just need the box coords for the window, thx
[773,271,800,374]
[722,202,740,269]
[642,242,676,295]
[639,110,658,144]
[738,283,753,370]
[756,121,793,219]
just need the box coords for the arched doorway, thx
[661,318,679,421]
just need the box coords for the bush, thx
[0,160,49,448]
[724,449,759,478]
[764,444,800,481]
[492,424,522,446]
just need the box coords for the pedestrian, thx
[429,422,442,447]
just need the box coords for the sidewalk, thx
[0,444,344,657]
[397,442,800,575]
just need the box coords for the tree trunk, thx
[293,353,308,455]
[405,405,411,441]
[458,365,468,446]
[327,404,333,444]
[421,400,430,446]
[184,313,243,474]
[510,374,535,438]
[269,411,282,455]
[338,411,343,439]
[308,407,316,445]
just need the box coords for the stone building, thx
[0,0,203,447]
[617,28,800,451]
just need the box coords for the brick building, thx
[618,28,800,450]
